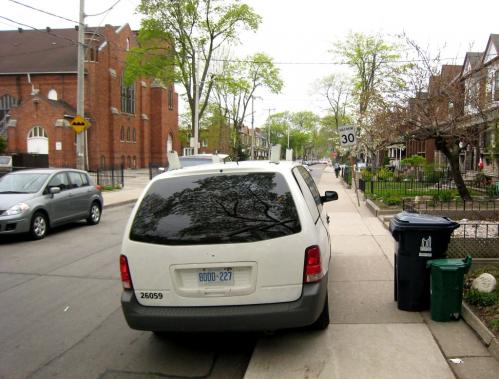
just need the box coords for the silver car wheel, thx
[87,203,101,225]
[91,204,100,222]
[31,213,47,239]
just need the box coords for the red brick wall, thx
[1,24,179,170]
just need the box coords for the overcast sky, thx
[1,0,497,127]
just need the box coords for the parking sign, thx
[338,125,356,147]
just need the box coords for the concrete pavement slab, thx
[330,280,423,324]
[31,308,216,379]
[331,235,385,256]
[329,212,372,236]
[330,255,393,282]
[372,235,397,265]
[449,357,499,379]
[244,324,454,379]
[0,272,37,293]
[0,276,121,379]
[421,312,491,358]
[362,216,393,236]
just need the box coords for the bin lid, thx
[389,212,459,233]
[426,256,472,270]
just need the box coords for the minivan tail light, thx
[304,245,323,283]
[120,255,133,290]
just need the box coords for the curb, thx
[103,199,137,209]
[461,302,499,361]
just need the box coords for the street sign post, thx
[337,124,360,206]
[338,125,356,147]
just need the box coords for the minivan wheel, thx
[310,294,330,330]
[30,212,48,240]
[86,202,101,225]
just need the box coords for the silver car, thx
[0,168,103,239]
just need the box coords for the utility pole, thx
[76,0,85,170]
[263,107,275,158]
[193,48,201,155]
[251,96,255,160]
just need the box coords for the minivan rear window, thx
[130,172,301,245]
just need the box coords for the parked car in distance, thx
[120,160,338,333]
[0,156,12,175]
[0,168,103,239]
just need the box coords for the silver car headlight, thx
[4,203,30,216]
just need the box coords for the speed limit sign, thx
[338,125,356,147]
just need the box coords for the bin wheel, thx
[394,254,398,301]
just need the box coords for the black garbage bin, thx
[389,212,459,311]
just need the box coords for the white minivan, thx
[120,160,337,332]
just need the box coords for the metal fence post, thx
[121,164,124,188]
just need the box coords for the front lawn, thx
[463,265,499,338]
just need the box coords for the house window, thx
[495,71,499,101]
[0,94,18,121]
[120,126,125,142]
[120,74,135,114]
[132,128,136,143]
[168,85,173,110]
[48,89,58,101]
[126,127,131,142]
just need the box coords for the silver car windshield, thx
[0,173,50,194]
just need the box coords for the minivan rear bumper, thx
[121,275,328,332]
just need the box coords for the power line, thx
[0,15,79,46]
[86,0,123,17]
[8,0,79,24]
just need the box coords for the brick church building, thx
[0,24,179,170]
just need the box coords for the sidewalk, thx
[244,167,499,379]
[101,169,150,208]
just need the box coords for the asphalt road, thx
[0,164,326,379]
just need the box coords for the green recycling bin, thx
[426,256,472,322]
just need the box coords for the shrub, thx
[438,189,454,202]
[490,318,499,332]
[382,194,402,206]
[464,289,498,307]
[486,184,499,198]
[423,163,441,183]
[360,168,373,181]
[377,167,394,181]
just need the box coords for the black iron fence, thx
[341,166,352,186]
[149,163,166,180]
[359,178,498,198]
[89,165,124,189]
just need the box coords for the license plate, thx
[198,267,234,286]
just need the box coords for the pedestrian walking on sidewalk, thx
[334,162,340,178]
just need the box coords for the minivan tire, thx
[30,211,48,240]
[87,202,101,225]
[310,294,330,330]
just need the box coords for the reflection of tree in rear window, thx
[130,173,301,245]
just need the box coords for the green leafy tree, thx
[333,33,408,165]
[126,0,261,137]
[211,52,283,158]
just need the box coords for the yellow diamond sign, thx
[71,115,90,134]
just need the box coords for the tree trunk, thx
[437,137,472,201]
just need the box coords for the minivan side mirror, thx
[320,190,338,203]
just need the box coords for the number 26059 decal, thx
[139,292,163,300]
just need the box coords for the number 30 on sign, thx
[338,125,356,147]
